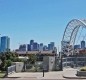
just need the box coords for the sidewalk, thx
[63,68,86,79]
[7,68,86,79]
[8,71,65,79]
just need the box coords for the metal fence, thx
[62,57,86,68]
[7,65,16,75]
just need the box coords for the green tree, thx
[6,60,12,67]
[0,52,25,71]
[29,54,37,64]
[0,54,6,61]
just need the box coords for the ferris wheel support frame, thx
[62,19,86,55]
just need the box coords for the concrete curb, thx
[6,76,37,78]
[5,76,20,78]
[6,76,37,79]
[63,75,86,79]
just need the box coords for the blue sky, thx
[0,0,86,50]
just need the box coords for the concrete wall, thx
[77,70,86,76]
[43,56,49,71]
[49,57,55,71]
[43,56,55,71]
[12,62,24,72]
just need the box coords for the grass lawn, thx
[0,72,6,78]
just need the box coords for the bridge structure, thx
[61,19,86,55]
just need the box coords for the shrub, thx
[80,66,86,71]
[80,68,86,71]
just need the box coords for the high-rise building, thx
[19,44,26,51]
[39,43,43,51]
[0,36,10,52]
[43,45,48,51]
[50,42,55,49]
[33,42,39,51]
[81,40,85,49]
[48,44,51,50]
[74,45,80,49]
[27,44,31,51]
[30,40,34,45]
[30,40,34,51]
[48,42,55,50]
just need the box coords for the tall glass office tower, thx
[81,40,85,49]
[48,42,55,50]
[30,40,34,51]
[0,36,10,52]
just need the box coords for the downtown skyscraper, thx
[81,40,85,49]
[0,36,10,52]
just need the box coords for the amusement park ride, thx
[61,19,86,56]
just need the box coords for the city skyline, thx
[0,0,86,50]
[18,39,56,51]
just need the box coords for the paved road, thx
[1,78,86,80]
[1,78,36,80]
